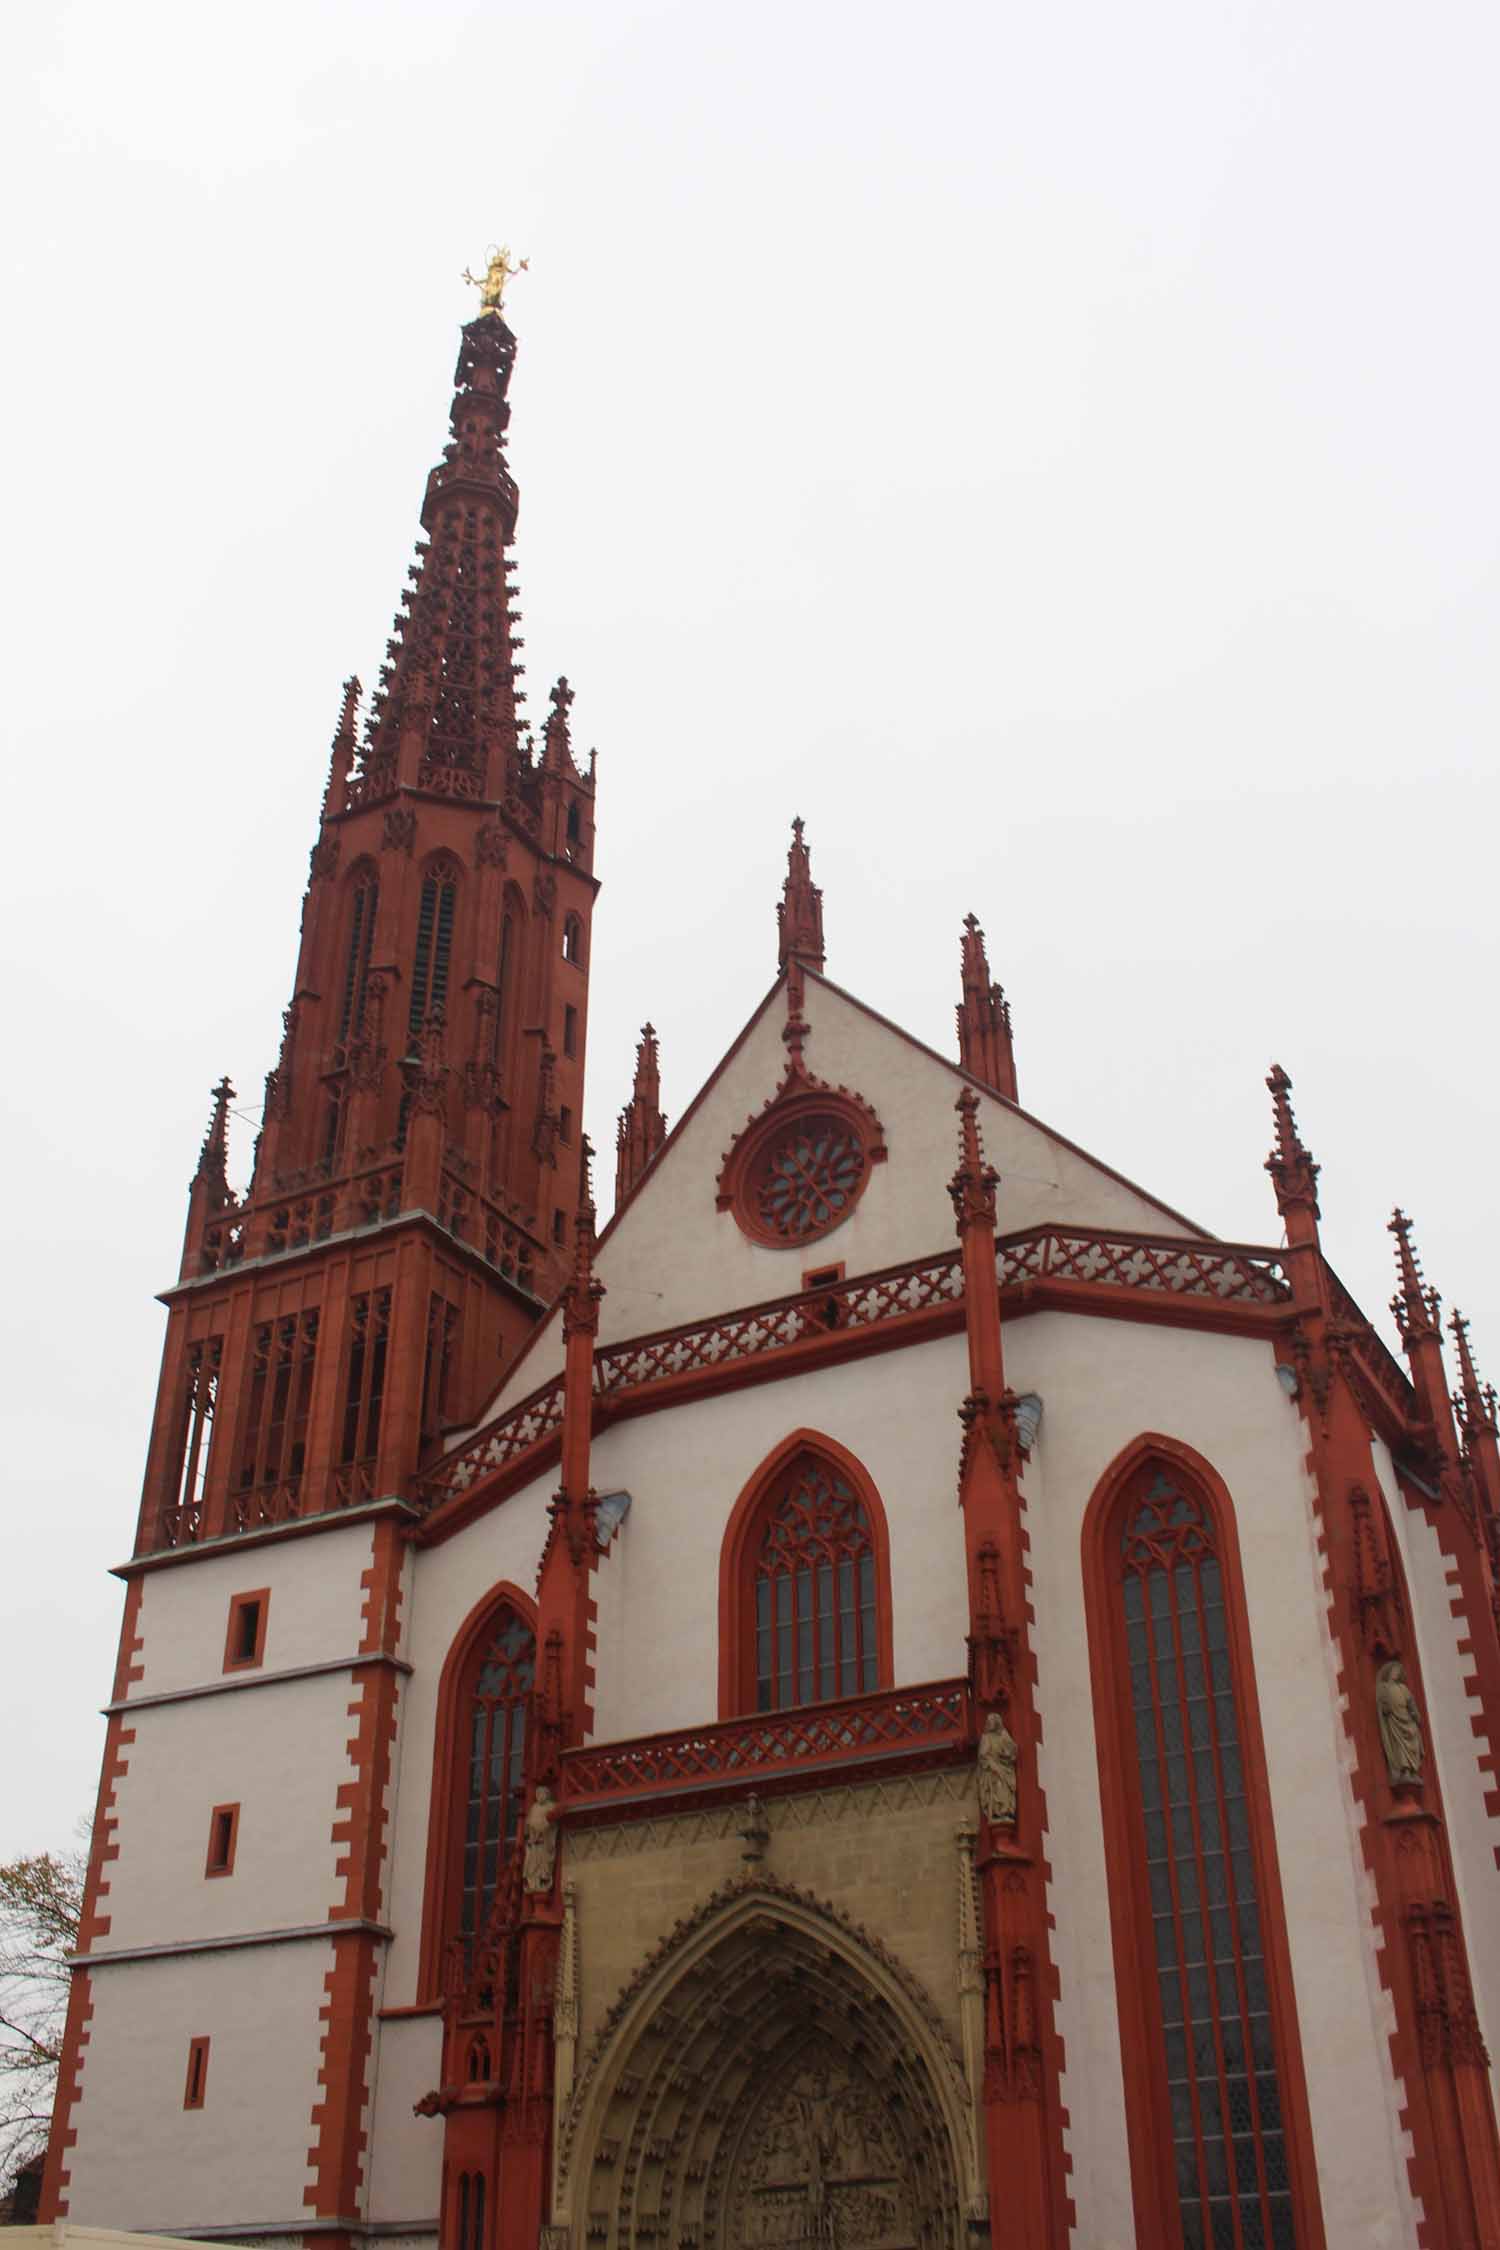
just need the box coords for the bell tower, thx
[137,292,598,1555]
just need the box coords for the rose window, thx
[753,1118,865,1242]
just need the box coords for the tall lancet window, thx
[459,1607,534,1955]
[409,863,459,1037]
[1086,1447,1318,2250]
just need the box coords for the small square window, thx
[223,1591,269,1673]
[183,2035,210,2110]
[205,1804,239,1878]
[802,1262,845,1291]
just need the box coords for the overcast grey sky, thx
[3,0,1497,1859]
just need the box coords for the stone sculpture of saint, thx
[977,1710,1019,1826]
[1376,1660,1425,1785]
[523,1784,557,1892]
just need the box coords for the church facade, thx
[41,292,1500,2250]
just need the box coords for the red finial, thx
[541,675,579,775]
[194,1076,235,1186]
[949,1087,999,1235]
[322,675,361,819]
[1264,1064,1320,1222]
[1388,1208,1441,1345]
[1450,1309,1497,1437]
[956,913,1017,1102]
[615,1024,668,1207]
[776,816,826,973]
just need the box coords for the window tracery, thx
[409,862,460,1037]
[753,1455,878,1711]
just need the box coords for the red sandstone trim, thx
[305,1521,405,2232]
[715,1428,895,1719]
[1080,1433,1326,2250]
[40,1577,146,2220]
[1397,1471,1500,1871]
[414,1577,539,2001]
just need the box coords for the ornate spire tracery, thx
[956,915,1017,1101]
[322,676,361,820]
[1451,1310,1498,1441]
[616,1022,667,1208]
[776,817,825,973]
[1389,1208,1441,1348]
[355,312,526,803]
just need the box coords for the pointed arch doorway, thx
[557,1880,977,2250]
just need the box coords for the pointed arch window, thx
[457,1607,535,1958]
[338,869,379,1043]
[720,1441,893,1717]
[409,864,460,1037]
[1084,1447,1320,2250]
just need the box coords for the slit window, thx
[563,1003,578,1059]
[205,1804,239,1877]
[224,1590,269,1673]
[183,2036,210,2110]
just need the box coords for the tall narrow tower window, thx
[492,911,514,1064]
[1087,1453,1310,2250]
[339,1289,391,1470]
[409,867,459,1037]
[338,871,379,1043]
[233,1312,319,1502]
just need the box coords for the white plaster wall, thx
[475,973,1197,1427]
[63,1946,328,2233]
[1007,1312,1420,2250]
[365,2014,444,2225]
[130,1519,376,1697]
[98,1674,348,1949]
[1371,1439,1500,2117]
[379,1479,553,2008]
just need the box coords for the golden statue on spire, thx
[462,245,529,316]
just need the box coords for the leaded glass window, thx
[754,1457,877,1711]
[461,1611,535,1953]
[1120,1468,1296,2250]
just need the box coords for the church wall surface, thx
[90,1674,346,1948]
[1371,1437,1500,2117]
[365,2012,443,2231]
[127,1517,378,1698]
[59,1947,327,2232]
[1006,1310,1422,2250]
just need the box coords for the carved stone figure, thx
[1377,1660,1425,1785]
[976,1710,1018,1825]
[523,1784,557,1892]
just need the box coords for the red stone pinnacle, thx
[194,1076,235,1187]
[776,817,825,973]
[322,676,361,820]
[949,1086,999,1235]
[956,914,1017,1102]
[1264,1064,1320,1223]
[1389,1207,1441,1345]
[615,1023,667,1207]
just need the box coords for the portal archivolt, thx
[557,1882,973,2250]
